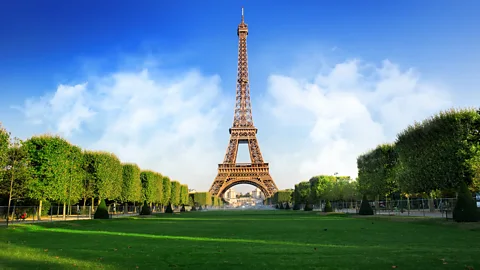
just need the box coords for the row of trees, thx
[268,175,359,211]
[357,108,480,221]
[189,192,225,209]
[0,125,190,219]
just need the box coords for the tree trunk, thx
[6,167,15,226]
[63,203,66,220]
[375,195,380,214]
[428,197,435,212]
[38,200,43,220]
[124,202,128,214]
[83,199,86,215]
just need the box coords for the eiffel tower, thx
[209,8,279,198]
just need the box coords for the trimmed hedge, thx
[359,195,374,215]
[453,181,479,222]
[323,200,333,212]
[140,200,151,215]
[94,199,110,219]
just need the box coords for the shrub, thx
[199,205,203,211]
[140,201,151,215]
[180,205,186,212]
[359,194,374,215]
[323,200,333,212]
[293,204,301,210]
[165,203,174,214]
[285,202,291,210]
[304,204,313,211]
[191,205,197,211]
[279,203,285,209]
[275,204,279,209]
[453,182,479,222]
[94,199,110,219]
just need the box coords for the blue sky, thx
[1,1,479,192]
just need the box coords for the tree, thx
[154,172,164,209]
[194,192,212,208]
[121,163,142,203]
[84,151,123,203]
[162,176,171,209]
[0,123,9,185]
[120,163,142,213]
[2,138,33,225]
[396,108,480,194]
[357,144,398,200]
[170,181,181,207]
[272,190,293,205]
[179,184,189,206]
[24,135,84,220]
[140,171,156,205]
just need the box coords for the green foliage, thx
[0,123,10,184]
[396,108,480,193]
[293,181,311,205]
[179,184,189,205]
[161,176,171,206]
[323,200,333,212]
[140,171,156,203]
[121,163,142,203]
[84,151,122,200]
[292,204,301,210]
[193,192,212,207]
[357,144,398,197]
[140,200,151,215]
[154,172,164,204]
[94,199,110,219]
[285,202,290,210]
[453,181,479,222]
[24,135,84,204]
[0,139,33,201]
[359,194,374,215]
[170,181,181,206]
[272,190,292,204]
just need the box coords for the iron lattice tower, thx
[208,8,279,198]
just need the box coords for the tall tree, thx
[170,181,181,207]
[154,172,164,208]
[121,163,142,204]
[179,184,188,205]
[24,135,83,219]
[0,123,10,185]
[140,171,156,205]
[1,138,32,225]
[162,176,171,207]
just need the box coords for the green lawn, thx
[1,210,479,270]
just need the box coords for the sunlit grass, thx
[1,210,479,270]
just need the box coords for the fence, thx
[0,203,148,226]
[309,198,457,219]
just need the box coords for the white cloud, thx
[261,59,451,188]
[19,68,229,190]
[18,57,452,192]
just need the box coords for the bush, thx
[279,203,285,209]
[453,182,479,222]
[180,205,186,212]
[165,203,174,214]
[140,201,151,215]
[304,204,313,211]
[199,205,203,211]
[293,204,301,210]
[94,199,110,219]
[285,202,291,210]
[191,205,197,211]
[359,195,374,215]
[323,200,333,212]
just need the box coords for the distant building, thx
[251,188,264,199]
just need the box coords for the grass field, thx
[1,210,479,270]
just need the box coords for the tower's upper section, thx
[237,7,248,37]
